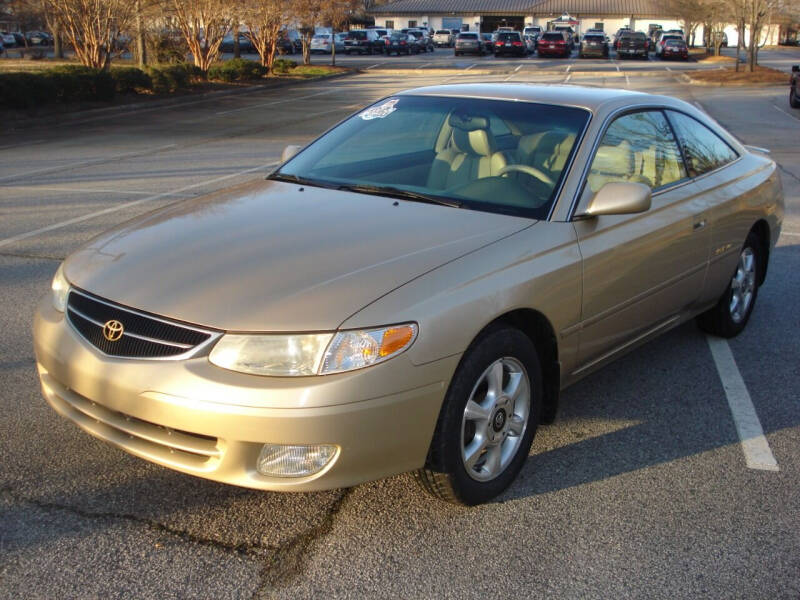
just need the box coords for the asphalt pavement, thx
[1,55,799,599]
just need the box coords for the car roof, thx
[394,84,674,113]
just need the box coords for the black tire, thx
[697,231,763,338]
[791,85,800,109]
[414,326,542,505]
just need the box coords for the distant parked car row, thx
[0,30,53,49]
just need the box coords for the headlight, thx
[51,263,69,312]
[208,323,417,377]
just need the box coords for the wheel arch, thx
[473,309,561,424]
[750,219,770,285]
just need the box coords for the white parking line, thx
[504,74,515,81]
[365,63,381,69]
[706,336,779,472]
[625,74,630,87]
[0,162,278,250]
[514,64,523,72]
[772,104,800,123]
[215,89,335,115]
[614,62,621,72]
[0,144,177,184]
[782,231,800,237]
[566,64,572,73]
[465,63,477,71]
[564,73,572,83]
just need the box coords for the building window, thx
[594,22,604,30]
[385,20,394,29]
[408,20,417,28]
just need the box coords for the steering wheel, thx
[498,164,554,186]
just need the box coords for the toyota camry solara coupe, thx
[34,85,784,505]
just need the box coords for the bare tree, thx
[743,0,779,71]
[293,0,326,65]
[168,0,233,71]
[322,0,357,66]
[240,0,291,72]
[25,0,136,69]
[666,0,705,47]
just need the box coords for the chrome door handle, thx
[693,219,706,231]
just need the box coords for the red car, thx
[791,65,799,108]
[537,31,570,58]
[661,38,688,61]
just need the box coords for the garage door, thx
[442,17,462,30]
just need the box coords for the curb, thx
[2,69,355,132]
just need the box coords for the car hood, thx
[64,179,533,331]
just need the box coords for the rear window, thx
[584,34,604,41]
[666,39,685,46]
[497,33,521,41]
[458,33,478,40]
[435,30,450,35]
[541,32,564,41]
[621,32,646,40]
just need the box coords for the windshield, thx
[274,96,589,219]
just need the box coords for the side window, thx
[667,111,738,177]
[583,110,687,198]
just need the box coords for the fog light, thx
[256,443,338,478]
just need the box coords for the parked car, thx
[454,32,484,56]
[616,31,649,59]
[612,26,631,49]
[553,26,576,49]
[789,65,799,108]
[310,33,332,54]
[523,34,537,54]
[0,31,16,47]
[219,33,254,54]
[25,31,52,46]
[385,33,420,56]
[36,85,783,506]
[579,32,609,58]
[433,29,455,47]
[480,33,495,54]
[277,30,302,55]
[661,38,689,61]
[406,29,434,52]
[655,33,683,57]
[343,29,383,55]
[493,31,526,57]
[523,26,542,38]
[537,31,570,58]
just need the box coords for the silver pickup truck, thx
[433,30,454,47]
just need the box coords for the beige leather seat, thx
[515,130,576,178]
[427,113,507,190]
[586,140,640,193]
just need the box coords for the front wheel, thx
[414,327,541,505]
[697,231,762,338]
[791,85,800,108]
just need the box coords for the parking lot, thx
[1,60,799,598]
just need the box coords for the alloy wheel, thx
[729,247,756,323]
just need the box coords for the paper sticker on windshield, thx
[359,99,398,120]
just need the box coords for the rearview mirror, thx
[281,144,302,163]
[579,182,652,217]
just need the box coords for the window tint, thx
[668,111,737,177]
[584,110,687,197]
[541,33,564,41]
[459,33,478,39]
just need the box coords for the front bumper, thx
[33,296,459,491]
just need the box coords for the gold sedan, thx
[34,85,784,505]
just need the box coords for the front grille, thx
[66,289,217,359]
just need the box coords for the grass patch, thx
[689,65,790,84]
[284,65,348,78]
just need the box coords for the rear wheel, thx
[697,231,762,338]
[414,327,541,505]
[791,85,800,108]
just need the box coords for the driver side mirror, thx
[577,181,652,218]
[281,144,302,163]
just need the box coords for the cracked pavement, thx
[1,61,799,598]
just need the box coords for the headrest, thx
[591,141,633,175]
[448,111,490,132]
[452,128,495,157]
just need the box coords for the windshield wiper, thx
[267,173,338,189]
[336,183,462,208]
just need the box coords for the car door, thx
[665,110,752,308]
[571,109,710,372]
